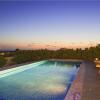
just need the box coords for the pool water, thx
[0,60,79,100]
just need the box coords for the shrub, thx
[0,56,6,67]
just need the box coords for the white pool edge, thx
[0,60,47,78]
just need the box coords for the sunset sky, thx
[0,0,100,50]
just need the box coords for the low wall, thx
[65,61,85,100]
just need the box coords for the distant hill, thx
[0,49,15,52]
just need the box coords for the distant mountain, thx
[0,49,15,52]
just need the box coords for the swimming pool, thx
[0,60,80,100]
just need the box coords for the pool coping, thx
[0,60,47,78]
[64,60,85,100]
[0,60,42,71]
[0,59,82,71]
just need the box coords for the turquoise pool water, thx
[0,60,79,100]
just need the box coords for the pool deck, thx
[82,61,100,100]
[65,61,100,100]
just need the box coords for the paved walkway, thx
[82,61,100,100]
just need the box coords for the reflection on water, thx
[0,61,78,100]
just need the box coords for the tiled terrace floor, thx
[82,61,100,100]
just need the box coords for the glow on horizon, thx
[0,41,98,50]
[0,1,100,50]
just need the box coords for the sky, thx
[0,0,100,50]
